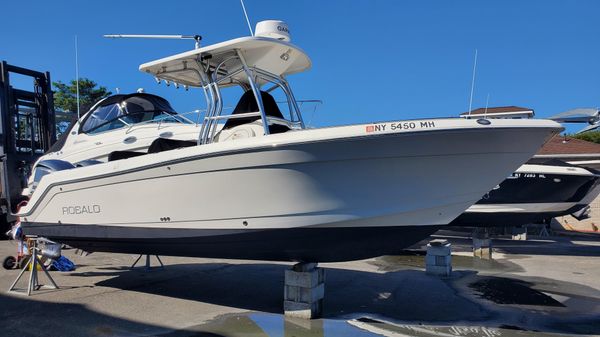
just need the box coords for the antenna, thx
[240,0,254,36]
[103,34,202,49]
[484,93,490,117]
[75,35,81,120]
[468,49,478,116]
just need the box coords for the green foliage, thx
[571,131,600,144]
[52,78,111,136]
[53,78,111,114]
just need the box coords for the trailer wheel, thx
[3,256,16,270]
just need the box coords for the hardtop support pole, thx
[237,49,270,136]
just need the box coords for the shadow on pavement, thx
[96,263,488,321]
[0,293,225,337]
[93,262,599,335]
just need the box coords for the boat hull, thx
[452,163,599,227]
[452,203,585,227]
[19,119,560,261]
[23,223,440,262]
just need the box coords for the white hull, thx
[19,118,560,261]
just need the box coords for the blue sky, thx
[1,1,598,132]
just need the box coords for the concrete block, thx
[426,240,452,276]
[284,283,324,303]
[425,254,451,266]
[473,236,493,259]
[473,247,492,259]
[284,268,325,288]
[425,264,452,276]
[284,263,325,319]
[284,300,323,319]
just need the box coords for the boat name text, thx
[366,121,436,133]
[62,205,101,215]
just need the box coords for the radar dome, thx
[255,20,290,42]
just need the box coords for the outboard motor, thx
[24,160,75,196]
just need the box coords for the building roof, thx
[460,106,534,116]
[537,135,600,155]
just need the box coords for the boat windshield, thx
[80,94,191,134]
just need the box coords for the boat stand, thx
[131,254,164,270]
[284,262,324,319]
[539,225,551,237]
[7,239,59,296]
[472,228,493,259]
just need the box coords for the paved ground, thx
[0,230,599,337]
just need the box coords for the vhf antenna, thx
[103,34,203,49]
[75,35,81,121]
[467,49,478,116]
[240,0,254,36]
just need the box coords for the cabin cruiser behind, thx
[23,93,200,195]
[47,93,200,163]
[16,21,563,262]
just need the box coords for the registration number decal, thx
[511,173,546,179]
[366,121,436,133]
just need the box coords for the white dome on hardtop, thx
[255,20,290,42]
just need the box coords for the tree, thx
[571,131,600,144]
[53,78,111,114]
[52,78,111,136]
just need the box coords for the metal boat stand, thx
[538,224,551,237]
[7,239,59,296]
[131,254,164,271]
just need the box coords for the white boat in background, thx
[17,20,563,262]
[47,93,200,163]
[23,93,200,195]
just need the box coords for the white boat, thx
[17,21,563,262]
[22,93,200,195]
[48,93,200,163]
